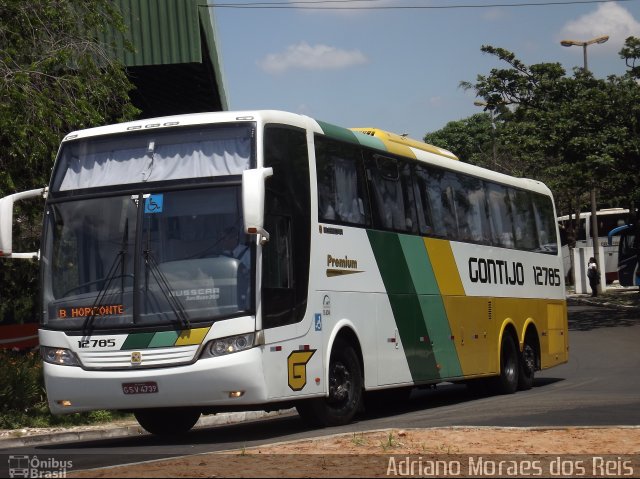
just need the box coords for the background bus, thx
[0,111,568,435]
[608,224,639,287]
[558,208,630,284]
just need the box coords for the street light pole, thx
[560,35,609,72]
[560,35,609,293]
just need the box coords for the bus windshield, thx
[42,186,253,330]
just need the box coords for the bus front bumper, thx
[44,348,268,414]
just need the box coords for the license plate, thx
[122,382,158,395]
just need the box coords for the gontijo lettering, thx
[468,257,525,285]
[58,304,124,318]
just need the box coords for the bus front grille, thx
[77,345,200,370]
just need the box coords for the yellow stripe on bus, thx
[175,327,210,346]
[423,238,465,296]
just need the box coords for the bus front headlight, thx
[203,333,255,358]
[41,347,80,367]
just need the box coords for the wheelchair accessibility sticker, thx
[144,194,164,214]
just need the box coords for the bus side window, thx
[452,174,491,244]
[485,182,515,248]
[532,193,558,254]
[366,154,417,233]
[263,215,292,289]
[509,188,538,251]
[464,176,491,244]
[315,136,369,226]
[440,183,458,239]
[414,165,447,237]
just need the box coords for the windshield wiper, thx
[143,248,191,330]
[82,220,130,334]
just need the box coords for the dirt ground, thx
[71,427,640,478]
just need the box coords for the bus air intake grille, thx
[77,345,200,370]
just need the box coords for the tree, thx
[459,44,640,217]
[0,0,139,328]
[424,113,494,167]
[0,0,138,194]
[619,36,640,79]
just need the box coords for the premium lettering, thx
[327,254,358,270]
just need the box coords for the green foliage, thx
[435,39,640,218]
[0,350,44,414]
[0,350,129,429]
[0,0,140,327]
[619,36,640,79]
[424,113,494,166]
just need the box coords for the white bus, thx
[558,208,630,283]
[0,111,568,435]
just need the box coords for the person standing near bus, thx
[587,257,600,297]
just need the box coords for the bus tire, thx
[134,408,201,436]
[518,338,537,391]
[296,339,363,427]
[493,333,519,395]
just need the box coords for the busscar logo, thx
[326,254,363,277]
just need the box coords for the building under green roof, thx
[108,0,228,118]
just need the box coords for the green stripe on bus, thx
[351,130,387,151]
[317,120,360,144]
[397,235,462,376]
[121,332,155,350]
[398,235,439,295]
[367,230,417,294]
[417,296,463,378]
[147,330,181,348]
[367,230,440,382]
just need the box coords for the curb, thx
[0,409,297,449]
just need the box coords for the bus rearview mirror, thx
[0,187,47,259]
[242,168,273,244]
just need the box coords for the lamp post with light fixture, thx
[560,35,609,292]
[560,35,609,72]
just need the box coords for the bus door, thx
[609,224,636,287]
[617,226,638,287]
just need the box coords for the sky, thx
[211,0,640,141]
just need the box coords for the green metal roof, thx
[105,0,228,115]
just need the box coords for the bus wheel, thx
[493,333,519,395]
[134,408,201,436]
[296,339,363,427]
[518,340,537,391]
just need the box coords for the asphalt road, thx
[2,300,639,474]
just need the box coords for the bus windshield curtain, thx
[55,128,252,191]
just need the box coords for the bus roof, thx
[557,208,629,221]
[350,128,458,161]
[59,110,552,197]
